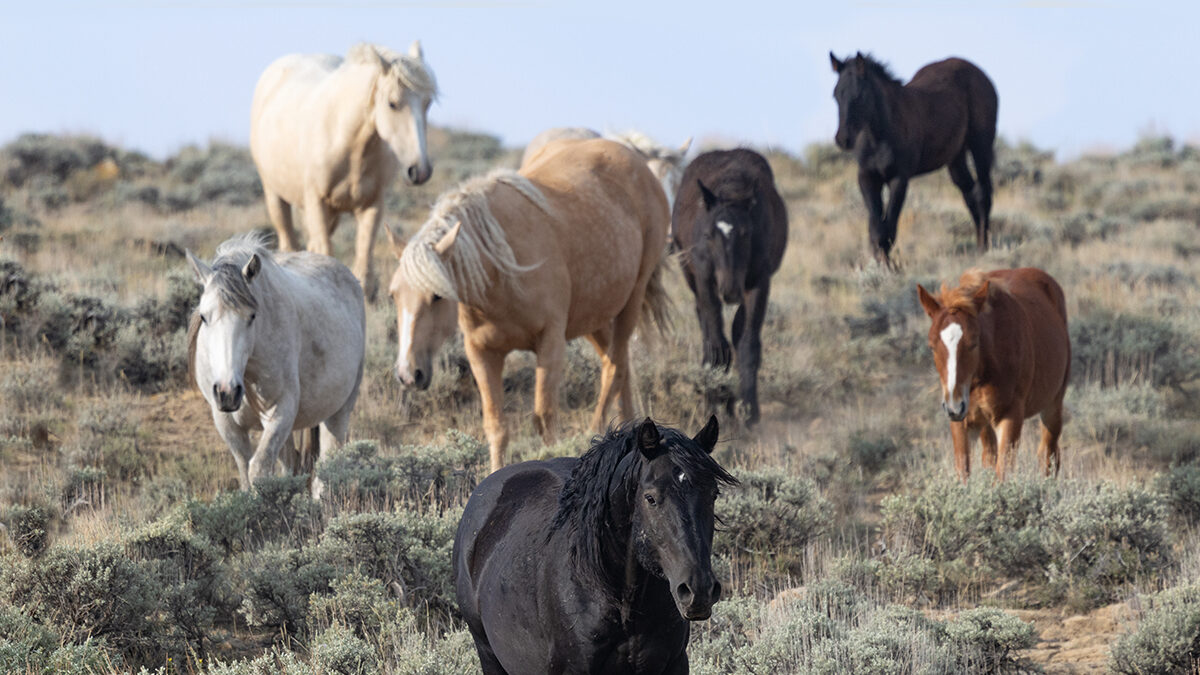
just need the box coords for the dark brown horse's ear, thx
[698,180,717,210]
[830,52,843,73]
[692,415,719,454]
[637,418,661,457]
[854,52,866,75]
[972,280,990,312]
[917,284,941,318]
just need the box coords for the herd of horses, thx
[182,43,1073,672]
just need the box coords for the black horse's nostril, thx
[676,583,693,602]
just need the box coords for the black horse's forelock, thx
[551,421,737,595]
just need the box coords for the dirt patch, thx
[1013,603,1133,674]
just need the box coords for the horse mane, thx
[207,231,278,315]
[857,52,903,86]
[398,169,548,304]
[607,131,686,165]
[551,421,737,595]
[938,267,1002,315]
[347,42,438,100]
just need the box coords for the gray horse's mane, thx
[347,42,438,100]
[608,130,686,164]
[207,231,277,314]
[399,169,548,305]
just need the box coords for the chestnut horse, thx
[917,268,1070,481]
[388,138,671,473]
[831,52,997,264]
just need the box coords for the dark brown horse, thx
[672,149,788,426]
[830,52,998,264]
[917,268,1070,481]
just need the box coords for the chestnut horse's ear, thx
[692,415,719,454]
[698,180,717,211]
[384,225,407,259]
[637,418,662,458]
[917,284,941,318]
[830,52,843,73]
[972,280,990,312]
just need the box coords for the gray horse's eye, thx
[249,313,256,323]
[200,314,208,325]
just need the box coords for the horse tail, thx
[639,247,674,337]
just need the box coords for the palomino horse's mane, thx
[347,43,438,100]
[399,169,549,305]
[550,421,737,599]
[938,267,1005,315]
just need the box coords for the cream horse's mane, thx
[346,42,439,100]
[399,169,549,305]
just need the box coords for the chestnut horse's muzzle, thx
[943,400,967,422]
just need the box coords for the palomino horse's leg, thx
[303,194,336,257]
[264,189,299,251]
[731,280,770,427]
[465,341,509,474]
[214,413,254,490]
[994,415,1024,482]
[947,152,987,250]
[352,204,382,301]
[950,420,971,483]
[533,331,566,445]
[586,328,619,430]
[979,425,999,471]
[602,283,645,427]
[1038,403,1065,478]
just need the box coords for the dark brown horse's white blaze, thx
[917,268,1070,481]
[831,52,998,265]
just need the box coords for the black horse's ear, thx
[830,51,843,73]
[854,52,866,75]
[692,415,719,454]
[637,418,662,458]
[698,180,717,211]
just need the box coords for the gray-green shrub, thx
[1109,583,1200,675]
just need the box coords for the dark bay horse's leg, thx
[685,266,731,370]
[948,152,987,251]
[880,176,909,265]
[857,170,890,263]
[969,140,995,251]
[731,280,770,427]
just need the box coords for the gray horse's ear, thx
[830,52,843,73]
[408,40,424,61]
[637,418,661,457]
[186,250,211,285]
[693,415,719,454]
[434,221,461,256]
[698,180,717,211]
[242,254,261,283]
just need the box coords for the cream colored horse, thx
[389,138,672,473]
[187,233,365,498]
[250,42,437,297]
[520,128,691,211]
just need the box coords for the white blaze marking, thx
[940,322,963,406]
[716,221,733,238]
[397,308,414,373]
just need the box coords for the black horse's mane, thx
[858,52,902,85]
[551,421,737,592]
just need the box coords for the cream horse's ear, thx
[678,137,693,156]
[408,40,424,61]
[385,225,407,259]
[434,221,461,256]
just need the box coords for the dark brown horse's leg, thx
[880,176,909,266]
[692,275,731,370]
[948,152,985,248]
[970,141,995,251]
[951,420,971,482]
[857,170,888,263]
[731,281,770,427]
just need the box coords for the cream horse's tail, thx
[639,246,674,337]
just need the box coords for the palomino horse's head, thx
[830,51,888,151]
[386,225,459,390]
[918,281,990,422]
[186,249,263,413]
[696,177,757,304]
[362,41,438,185]
[630,416,734,620]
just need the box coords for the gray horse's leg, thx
[247,401,298,488]
[310,373,361,500]
[213,413,253,490]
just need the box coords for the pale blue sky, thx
[1,1,1196,160]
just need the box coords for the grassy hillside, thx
[1,130,1199,673]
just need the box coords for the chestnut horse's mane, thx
[937,268,1006,315]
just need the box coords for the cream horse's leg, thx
[533,330,566,446]
[264,189,299,251]
[247,400,299,487]
[304,193,336,257]
[465,341,508,474]
[214,413,254,490]
[352,204,382,301]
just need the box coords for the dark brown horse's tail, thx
[639,247,674,337]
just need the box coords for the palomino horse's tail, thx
[639,247,674,337]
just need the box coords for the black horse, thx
[672,149,788,426]
[453,416,736,674]
[830,52,998,264]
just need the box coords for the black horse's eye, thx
[644,494,657,506]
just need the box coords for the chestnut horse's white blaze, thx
[939,321,965,415]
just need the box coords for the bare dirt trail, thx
[1015,603,1132,673]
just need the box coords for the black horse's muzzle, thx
[675,574,721,621]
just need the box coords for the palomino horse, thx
[831,52,998,264]
[251,42,437,297]
[672,149,788,426]
[453,416,736,674]
[388,138,671,473]
[917,268,1070,481]
[187,233,365,498]
[520,127,692,211]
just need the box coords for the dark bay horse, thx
[831,52,998,264]
[672,149,788,426]
[453,416,736,674]
[917,268,1070,481]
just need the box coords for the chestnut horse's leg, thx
[979,425,998,471]
[533,330,566,446]
[951,420,971,482]
[994,416,1024,482]
[464,341,509,474]
[731,280,770,427]
[1038,402,1065,478]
